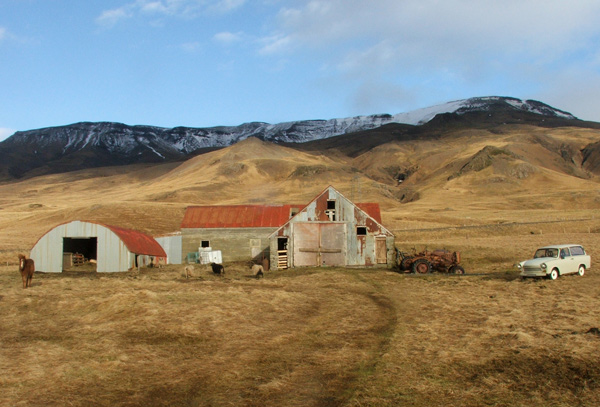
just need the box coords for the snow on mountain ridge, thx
[3,97,577,161]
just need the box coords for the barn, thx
[180,186,395,269]
[30,220,167,273]
[269,186,395,269]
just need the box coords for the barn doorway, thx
[277,237,288,269]
[293,223,345,267]
[63,237,97,272]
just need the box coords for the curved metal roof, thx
[32,220,166,257]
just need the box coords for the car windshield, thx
[534,248,558,258]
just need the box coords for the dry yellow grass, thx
[1,255,599,406]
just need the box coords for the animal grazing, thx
[211,262,225,275]
[18,254,35,289]
[251,264,264,278]
[184,264,194,279]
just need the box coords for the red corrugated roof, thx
[181,205,302,229]
[356,203,382,224]
[181,202,382,229]
[104,224,167,257]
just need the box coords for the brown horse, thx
[18,254,35,289]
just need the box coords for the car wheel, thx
[548,268,559,280]
[577,265,585,276]
[412,259,431,274]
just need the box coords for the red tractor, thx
[397,248,465,274]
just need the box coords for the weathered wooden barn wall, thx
[269,186,395,269]
[181,228,276,263]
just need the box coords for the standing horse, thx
[18,254,35,289]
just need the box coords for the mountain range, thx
[0,96,593,180]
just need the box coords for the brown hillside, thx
[1,125,600,259]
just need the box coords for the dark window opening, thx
[327,200,336,209]
[278,237,288,251]
[201,240,210,248]
[357,227,367,236]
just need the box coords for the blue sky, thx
[1,0,600,141]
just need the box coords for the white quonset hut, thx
[30,220,167,273]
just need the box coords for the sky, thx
[1,0,600,141]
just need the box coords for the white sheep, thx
[251,264,264,278]
[184,265,195,279]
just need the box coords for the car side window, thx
[570,246,585,256]
[560,248,570,259]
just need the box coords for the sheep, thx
[211,262,225,275]
[184,264,194,279]
[251,264,264,279]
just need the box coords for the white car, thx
[517,244,591,280]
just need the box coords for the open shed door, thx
[293,223,346,267]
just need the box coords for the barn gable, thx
[268,186,395,269]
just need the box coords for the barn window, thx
[325,200,336,221]
[201,240,210,248]
[357,227,367,236]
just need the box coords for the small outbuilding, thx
[30,220,167,273]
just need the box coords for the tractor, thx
[396,248,465,274]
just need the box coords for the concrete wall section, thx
[182,227,277,263]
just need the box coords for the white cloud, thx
[259,34,292,55]
[97,0,247,26]
[96,7,133,27]
[259,0,600,117]
[213,31,243,45]
[0,128,15,142]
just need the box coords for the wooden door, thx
[376,237,387,264]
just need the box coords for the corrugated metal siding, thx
[181,205,300,229]
[30,220,166,273]
[155,234,182,264]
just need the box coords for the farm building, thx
[269,186,395,269]
[181,186,395,269]
[181,204,303,264]
[30,220,167,273]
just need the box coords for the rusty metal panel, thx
[292,223,345,267]
[293,223,319,266]
[319,223,346,266]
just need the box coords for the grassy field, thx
[2,223,600,407]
